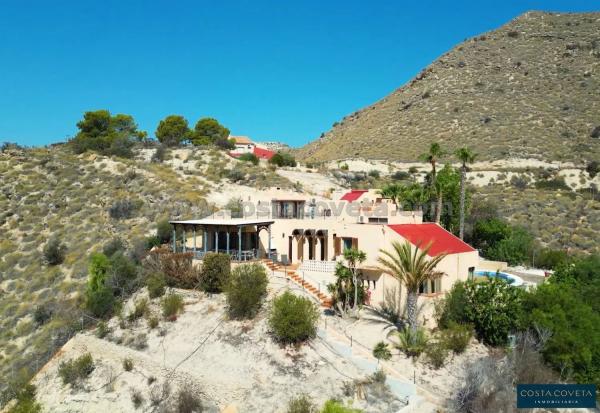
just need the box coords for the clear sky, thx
[0,0,596,148]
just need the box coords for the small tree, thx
[269,152,297,167]
[156,219,173,244]
[43,237,66,265]
[269,291,320,344]
[200,253,231,293]
[85,253,116,318]
[372,341,392,364]
[226,263,268,319]
[191,117,229,146]
[343,248,366,311]
[155,115,191,147]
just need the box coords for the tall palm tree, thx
[343,248,367,310]
[455,147,477,240]
[377,241,446,333]
[419,142,445,223]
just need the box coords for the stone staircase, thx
[262,259,333,309]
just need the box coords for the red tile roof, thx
[340,189,368,201]
[253,146,275,160]
[387,223,476,256]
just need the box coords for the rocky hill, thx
[298,11,600,163]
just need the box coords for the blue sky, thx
[0,0,596,148]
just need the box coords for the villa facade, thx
[169,189,479,317]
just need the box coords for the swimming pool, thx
[474,270,524,287]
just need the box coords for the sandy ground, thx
[31,276,419,413]
[275,168,344,198]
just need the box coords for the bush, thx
[128,298,149,322]
[368,169,380,179]
[395,328,428,358]
[123,358,134,371]
[372,341,392,362]
[441,322,472,354]
[269,291,320,344]
[535,248,569,270]
[108,199,138,220]
[175,386,203,413]
[146,273,166,298]
[391,170,410,180]
[156,219,173,244]
[145,250,200,289]
[269,152,297,167]
[227,168,245,182]
[200,253,231,293]
[33,305,52,326]
[108,252,139,295]
[148,316,159,329]
[238,153,259,165]
[286,394,317,413]
[464,278,524,346]
[130,388,144,409]
[58,353,94,387]
[435,281,468,328]
[103,238,126,257]
[225,263,268,319]
[96,321,110,338]
[6,384,41,413]
[43,237,66,265]
[320,399,362,413]
[151,144,167,163]
[162,293,184,319]
[425,341,448,369]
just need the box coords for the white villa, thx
[169,189,480,320]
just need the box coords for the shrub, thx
[463,278,524,346]
[108,252,139,295]
[372,341,392,362]
[33,305,52,326]
[436,281,468,328]
[320,399,362,413]
[370,369,386,383]
[123,358,134,371]
[148,315,159,329]
[200,253,231,293]
[96,321,110,338]
[58,353,94,387]
[225,263,268,319]
[175,386,203,413]
[425,341,448,369]
[269,291,320,344]
[368,169,380,179]
[130,388,144,409]
[86,254,116,317]
[43,237,66,265]
[103,238,125,257]
[6,384,41,413]
[441,322,473,354]
[286,394,317,413]
[238,153,259,165]
[392,170,410,180]
[108,199,138,220]
[227,168,245,182]
[128,298,149,322]
[151,144,167,163]
[146,273,166,298]
[535,248,569,270]
[145,250,200,289]
[269,152,297,167]
[395,328,428,358]
[586,160,599,178]
[156,219,173,244]
[162,293,184,319]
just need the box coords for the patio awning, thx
[169,218,274,227]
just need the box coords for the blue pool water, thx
[474,270,516,284]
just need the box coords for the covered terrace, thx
[169,218,275,261]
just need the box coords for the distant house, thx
[229,135,276,160]
[230,136,254,154]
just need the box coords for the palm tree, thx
[378,183,405,208]
[419,143,445,223]
[377,241,446,334]
[455,147,477,240]
[343,248,367,310]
